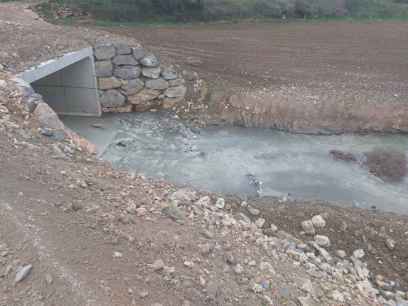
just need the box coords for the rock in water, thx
[364,149,407,182]
[15,264,32,283]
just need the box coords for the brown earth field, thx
[104,21,408,133]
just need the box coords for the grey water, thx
[62,112,408,215]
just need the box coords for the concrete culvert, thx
[19,48,101,116]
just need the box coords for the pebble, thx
[311,215,326,228]
[139,290,149,298]
[247,206,260,216]
[270,224,278,232]
[385,238,396,250]
[301,220,315,235]
[255,218,266,228]
[353,249,365,259]
[225,253,236,265]
[136,207,147,217]
[151,259,165,271]
[45,273,53,284]
[215,197,225,209]
[234,264,243,274]
[335,250,347,258]
[113,251,123,258]
[15,264,33,283]
[314,235,330,247]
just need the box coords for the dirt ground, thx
[1,2,408,305]
[105,21,408,133]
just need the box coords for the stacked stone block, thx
[94,43,187,112]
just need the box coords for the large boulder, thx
[95,61,113,77]
[114,66,141,80]
[132,46,146,60]
[121,79,144,95]
[140,54,160,67]
[145,79,168,90]
[165,85,187,98]
[33,102,64,130]
[94,44,116,60]
[98,77,122,90]
[113,55,138,66]
[161,66,178,80]
[115,43,132,55]
[142,67,161,79]
[99,90,126,108]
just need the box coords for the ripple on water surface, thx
[62,112,408,215]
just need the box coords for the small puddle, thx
[62,112,408,215]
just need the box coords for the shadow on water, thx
[62,112,408,215]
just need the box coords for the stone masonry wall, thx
[94,43,187,113]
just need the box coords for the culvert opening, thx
[19,47,101,116]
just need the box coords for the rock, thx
[311,242,332,262]
[353,249,365,259]
[247,206,260,216]
[169,188,197,206]
[128,89,160,104]
[331,290,345,302]
[132,46,146,60]
[270,224,278,232]
[161,66,178,80]
[162,97,183,109]
[336,250,347,258]
[252,283,263,294]
[162,203,185,224]
[45,273,53,284]
[115,43,132,55]
[225,253,236,265]
[113,251,123,258]
[94,44,116,60]
[114,66,141,80]
[95,61,113,77]
[136,207,147,216]
[385,238,396,250]
[164,85,187,98]
[15,264,32,283]
[364,149,407,182]
[196,196,211,207]
[98,77,121,90]
[151,259,165,271]
[140,54,160,67]
[99,90,126,108]
[215,198,225,209]
[121,79,144,96]
[113,55,138,66]
[145,79,169,90]
[301,220,315,235]
[330,150,358,162]
[314,235,330,247]
[142,67,161,79]
[311,215,326,228]
[298,295,313,306]
[234,264,243,274]
[255,218,266,228]
[169,78,185,87]
[139,289,149,298]
[33,102,64,130]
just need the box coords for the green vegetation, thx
[38,0,408,22]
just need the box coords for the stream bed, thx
[62,112,408,215]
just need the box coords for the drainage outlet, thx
[19,48,101,116]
